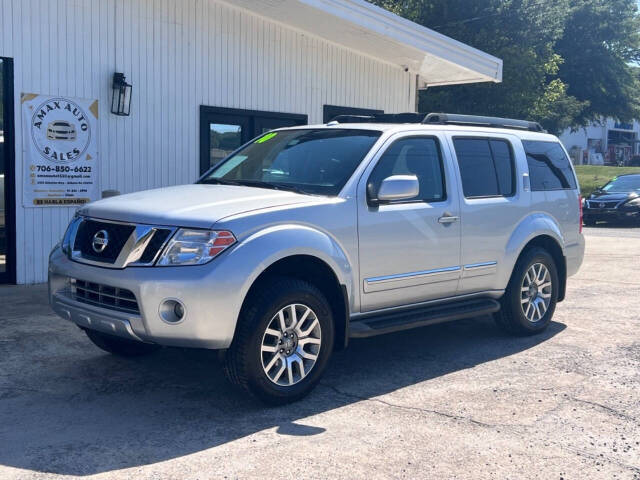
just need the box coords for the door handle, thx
[438,213,459,224]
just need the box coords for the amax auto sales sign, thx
[22,93,99,207]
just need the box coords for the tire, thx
[494,247,559,336]
[84,329,161,357]
[224,276,334,405]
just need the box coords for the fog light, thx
[159,299,186,324]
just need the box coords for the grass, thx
[574,165,640,197]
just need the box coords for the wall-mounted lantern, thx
[111,72,132,116]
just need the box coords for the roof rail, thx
[423,113,545,133]
[327,112,546,133]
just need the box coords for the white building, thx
[0,0,502,284]
[559,118,640,166]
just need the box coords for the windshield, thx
[602,175,640,193]
[199,129,381,196]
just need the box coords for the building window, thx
[323,105,383,123]
[200,106,307,175]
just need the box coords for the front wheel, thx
[494,247,559,336]
[224,277,334,405]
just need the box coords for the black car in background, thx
[583,173,640,226]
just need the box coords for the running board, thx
[348,298,501,338]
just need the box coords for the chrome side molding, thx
[364,266,461,293]
[366,266,461,285]
[463,261,497,270]
[364,261,498,292]
[463,261,498,278]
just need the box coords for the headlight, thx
[61,215,82,256]
[623,198,640,208]
[157,229,236,266]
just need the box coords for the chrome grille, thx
[74,219,135,264]
[587,200,620,209]
[67,216,176,268]
[70,278,140,314]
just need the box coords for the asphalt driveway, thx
[0,226,639,479]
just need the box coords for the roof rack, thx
[327,112,546,133]
[423,113,545,133]
[328,113,426,124]
[328,115,377,124]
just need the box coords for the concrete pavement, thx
[0,227,639,479]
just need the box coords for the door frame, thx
[199,105,307,175]
[1,57,16,284]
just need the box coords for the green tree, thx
[370,0,640,133]
[555,0,640,125]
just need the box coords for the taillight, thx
[579,195,583,233]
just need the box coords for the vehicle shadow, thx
[0,316,565,476]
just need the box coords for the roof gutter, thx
[302,0,503,83]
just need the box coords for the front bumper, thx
[565,233,585,278]
[584,207,640,222]
[48,246,244,349]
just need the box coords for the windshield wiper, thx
[269,183,310,195]
[199,178,243,186]
[233,180,309,195]
[201,178,310,195]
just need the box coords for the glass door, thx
[0,57,16,283]
[0,60,4,277]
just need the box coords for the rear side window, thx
[367,136,445,202]
[523,140,577,191]
[453,138,515,198]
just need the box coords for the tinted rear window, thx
[523,140,577,191]
[453,138,515,198]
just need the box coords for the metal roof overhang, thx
[223,0,503,87]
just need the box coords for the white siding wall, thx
[0,0,415,284]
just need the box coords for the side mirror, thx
[376,175,419,203]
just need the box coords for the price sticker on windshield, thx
[255,132,278,144]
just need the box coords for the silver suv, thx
[49,113,585,404]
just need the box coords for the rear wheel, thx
[494,247,559,335]
[84,329,161,357]
[224,277,334,405]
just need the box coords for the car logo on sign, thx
[46,120,77,141]
[92,230,109,253]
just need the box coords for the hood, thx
[78,184,318,227]
[588,190,637,202]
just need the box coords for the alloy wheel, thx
[520,262,552,322]
[260,303,322,386]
